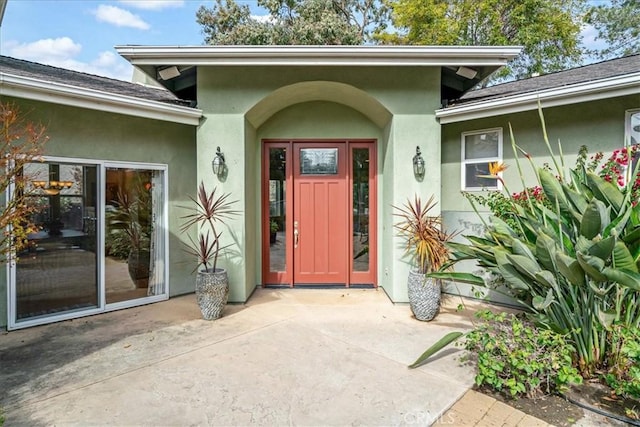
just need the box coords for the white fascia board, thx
[0,73,202,126]
[436,73,640,124]
[115,45,522,67]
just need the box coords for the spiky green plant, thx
[428,113,640,377]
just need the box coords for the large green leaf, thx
[588,235,616,262]
[535,233,557,271]
[586,172,624,214]
[490,216,517,237]
[580,199,607,239]
[511,239,536,262]
[577,252,608,282]
[612,241,638,272]
[426,272,485,286]
[496,251,531,291]
[622,226,640,245]
[555,252,585,286]
[602,268,640,291]
[535,270,558,289]
[533,288,555,310]
[506,253,542,280]
[539,168,570,212]
[408,332,465,369]
[564,184,589,215]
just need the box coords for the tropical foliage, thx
[430,116,640,378]
[180,182,239,273]
[0,102,48,262]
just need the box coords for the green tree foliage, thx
[196,0,390,45]
[586,0,640,59]
[379,0,585,81]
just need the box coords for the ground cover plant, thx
[416,112,640,415]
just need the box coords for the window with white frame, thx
[626,109,640,174]
[461,128,503,190]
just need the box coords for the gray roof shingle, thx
[455,54,640,105]
[0,55,192,107]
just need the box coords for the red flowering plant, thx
[596,145,640,207]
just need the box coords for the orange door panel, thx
[293,143,348,284]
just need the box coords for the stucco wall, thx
[440,95,639,301]
[196,66,442,302]
[0,96,197,327]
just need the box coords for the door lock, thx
[294,221,299,248]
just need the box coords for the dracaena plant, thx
[180,182,239,273]
[393,195,455,274]
[423,110,640,378]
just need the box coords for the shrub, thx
[465,310,582,398]
[430,115,640,377]
[605,324,640,399]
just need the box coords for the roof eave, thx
[436,73,640,124]
[0,73,202,126]
[115,45,522,67]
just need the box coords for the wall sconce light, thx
[33,180,73,196]
[212,146,226,176]
[413,146,425,179]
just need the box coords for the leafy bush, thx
[606,324,640,399]
[465,310,582,398]
[430,114,640,377]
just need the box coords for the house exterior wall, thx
[0,96,197,328]
[440,94,639,301]
[195,66,442,302]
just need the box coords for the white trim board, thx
[116,45,522,67]
[436,73,640,124]
[0,73,202,126]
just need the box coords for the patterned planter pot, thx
[407,269,441,321]
[195,269,229,320]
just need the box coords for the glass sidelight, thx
[268,147,287,274]
[352,148,370,272]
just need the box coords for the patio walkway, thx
[0,288,548,426]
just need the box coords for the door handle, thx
[294,221,299,248]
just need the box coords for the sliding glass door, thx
[8,158,168,329]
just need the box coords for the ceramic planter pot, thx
[195,268,229,320]
[128,249,150,288]
[407,269,441,321]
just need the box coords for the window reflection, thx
[269,148,286,272]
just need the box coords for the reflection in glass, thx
[16,163,98,321]
[269,148,286,272]
[300,148,338,174]
[105,168,164,304]
[353,148,369,272]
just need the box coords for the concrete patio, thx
[0,288,546,426]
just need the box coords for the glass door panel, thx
[268,147,287,273]
[16,163,98,322]
[352,148,370,272]
[105,167,164,304]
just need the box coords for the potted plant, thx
[181,181,238,320]
[269,219,279,244]
[106,187,152,288]
[393,194,454,321]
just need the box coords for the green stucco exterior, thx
[440,95,640,302]
[0,96,196,328]
[195,66,442,302]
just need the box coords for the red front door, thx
[292,142,348,284]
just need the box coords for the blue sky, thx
[1,0,609,82]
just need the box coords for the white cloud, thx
[93,4,150,30]
[3,37,82,62]
[2,38,134,82]
[118,0,184,10]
